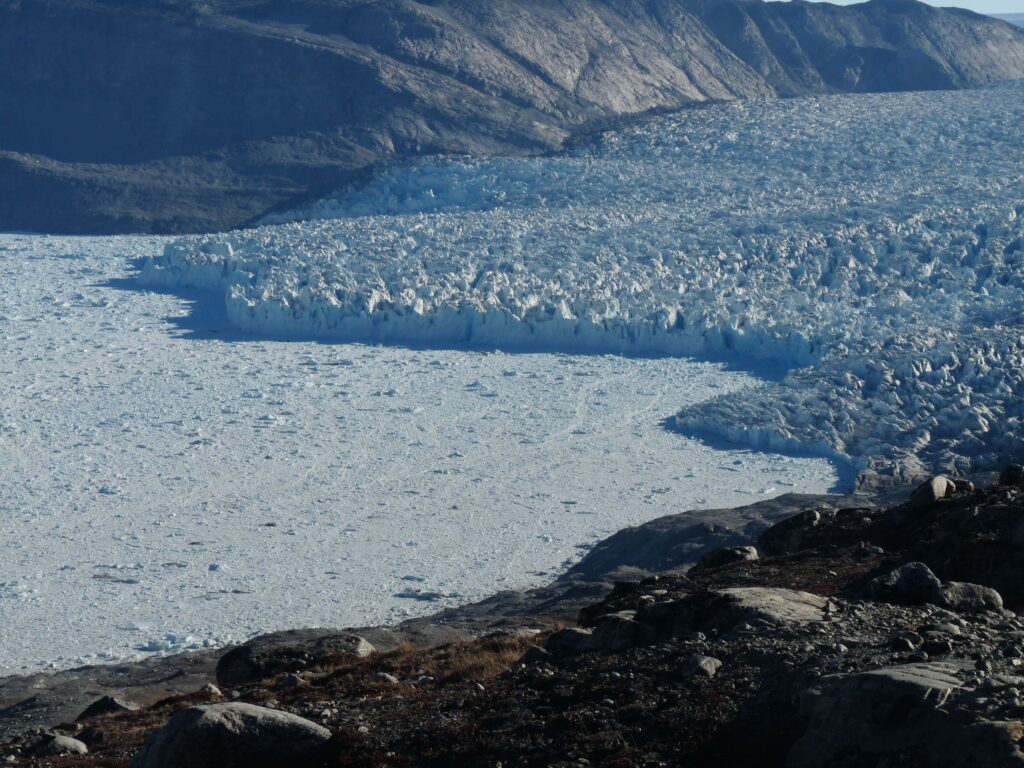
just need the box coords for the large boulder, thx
[76,695,139,722]
[907,476,954,511]
[701,587,829,630]
[787,662,1024,767]
[589,614,658,652]
[866,562,944,606]
[216,630,375,687]
[546,627,597,655]
[867,562,1004,613]
[692,545,759,572]
[638,587,829,637]
[758,510,825,557]
[132,703,331,768]
[30,733,88,756]
[940,581,1004,613]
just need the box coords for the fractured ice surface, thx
[141,83,1024,482]
[0,235,836,672]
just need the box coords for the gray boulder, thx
[30,733,89,756]
[546,615,657,655]
[701,588,829,631]
[907,476,954,511]
[76,695,139,722]
[693,546,759,571]
[787,661,1024,767]
[685,655,723,678]
[867,562,1004,613]
[940,582,1004,613]
[132,702,331,768]
[589,615,658,652]
[867,562,944,606]
[216,630,375,687]
[546,628,596,656]
[758,510,825,557]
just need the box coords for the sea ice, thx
[0,235,836,673]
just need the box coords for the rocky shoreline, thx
[4,468,1024,765]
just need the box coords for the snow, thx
[0,235,836,674]
[142,82,1024,483]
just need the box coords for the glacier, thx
[140,83,1024,485]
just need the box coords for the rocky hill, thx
[2,0,1024,233]
[4,466,1024,765]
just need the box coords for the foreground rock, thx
[132,703,331,768]
[3,470,1024,766]
[29,733,88,756]
[788,662,1023,767]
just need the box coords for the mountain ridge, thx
[2,0,1024,233]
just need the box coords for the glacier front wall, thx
[140,84,1024,485]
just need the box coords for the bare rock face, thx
[706,587,829,629]
[787,662,1024,768]
[2,0,1023,233]
[132,703,331,768]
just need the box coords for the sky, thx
[806,0,1022,14]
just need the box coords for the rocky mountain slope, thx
[2,0,1024,233]
[4,467,1024,765]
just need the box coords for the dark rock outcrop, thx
[75,696,139,722]
[2,0,1023,233]
[692,544,759,571]
[215,630,375,687]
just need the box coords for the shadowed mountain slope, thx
[2,0,1023,233]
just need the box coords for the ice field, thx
[0,236,837,673]
[4,81,1023,673]
[147,82,1024,484]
